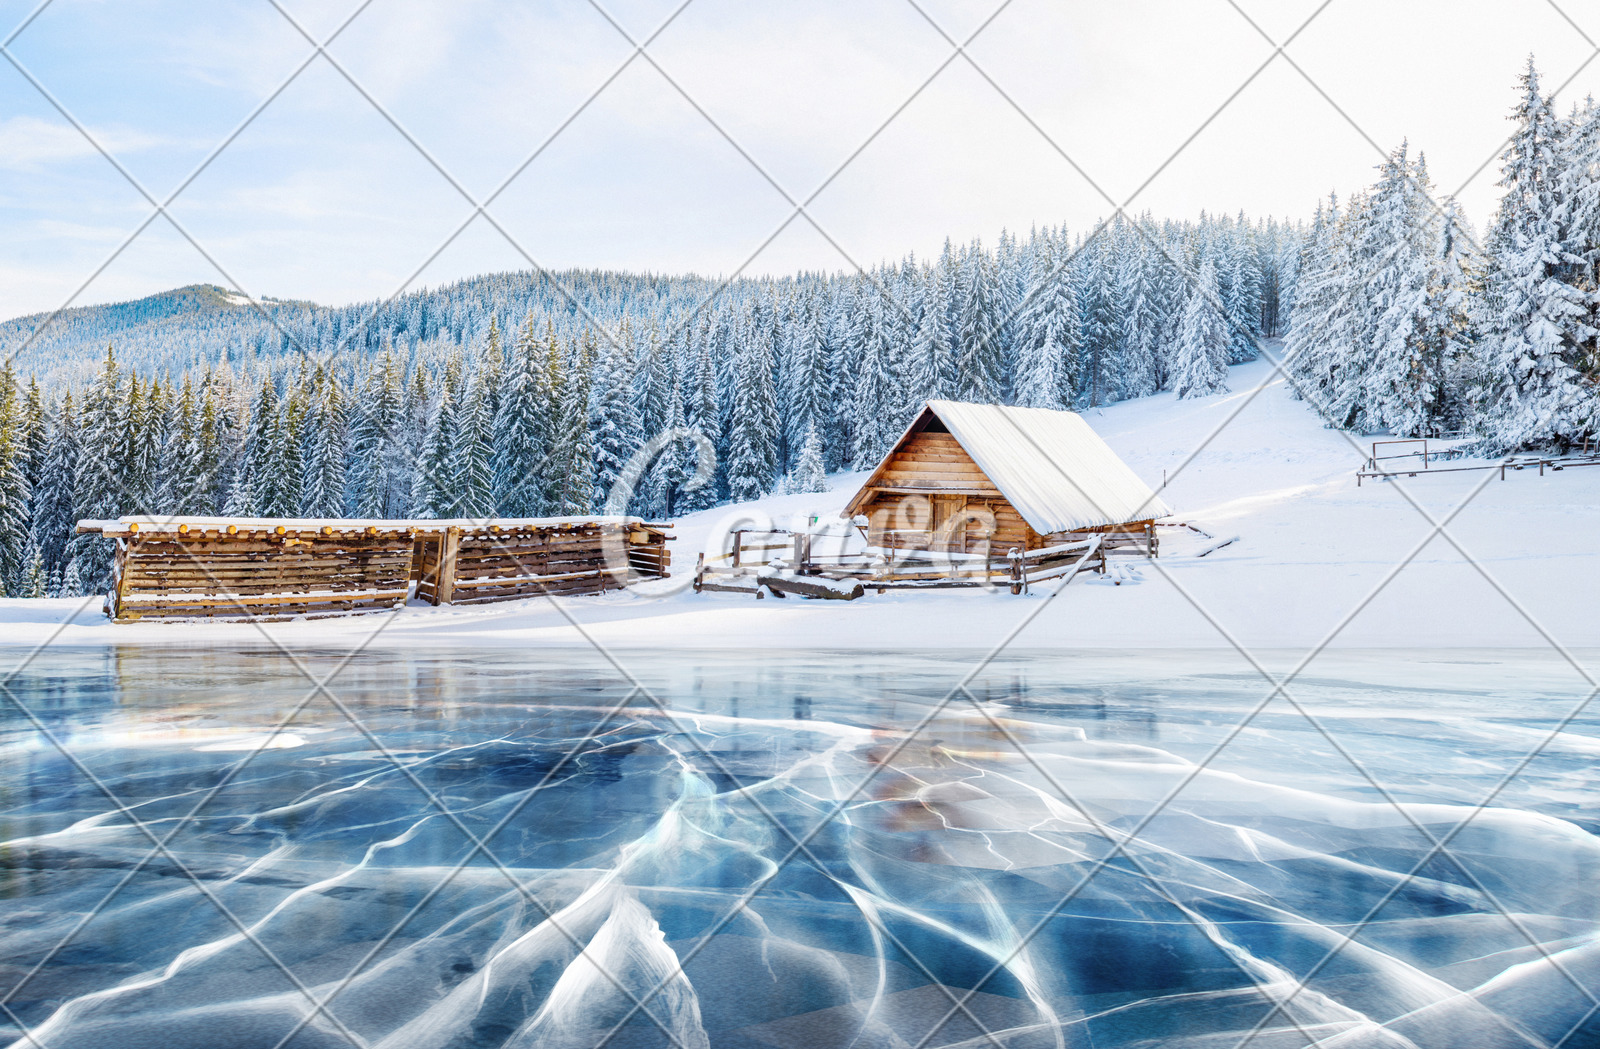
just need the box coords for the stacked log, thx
[432,522,670,606]
[76,517,673,621]
[104,526,412,620]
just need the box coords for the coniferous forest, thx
[0,59,1597,600]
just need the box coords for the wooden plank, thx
[438,527,459,605]
[119,589,409,608]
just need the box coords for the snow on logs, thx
[73,516,672,621]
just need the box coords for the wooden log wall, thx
[83,519,673,622]
[428,522,670,606]
[109,527,413,620]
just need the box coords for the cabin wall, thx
[859,434,1043,554]
[95,520,672,621]
[111,531,415,619]
[862,491,1043,555]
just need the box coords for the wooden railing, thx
[694,527,1105,598]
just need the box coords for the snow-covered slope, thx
[4,357,1596,653]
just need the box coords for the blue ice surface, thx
[0,646,1596,1049]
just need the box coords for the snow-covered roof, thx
[850,401,1171,534]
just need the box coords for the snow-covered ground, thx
[3,356,1597,654]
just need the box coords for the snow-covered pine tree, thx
[1223,230,1264,363]
[1013,241,1078,409]
[110,374,149,515]
[348,352,404,517]
[160,376,205,514]
[953,242,1005,402]
[68,348,125,593]
[1428,199,1481,432]
[677,337,721,513]
[61,556,83,598]
[591,333,641,512]
[905,267,952,410]
[20,379,44,514]
[0,361,30,593]
[1472,58,1592,452]
[1285,193,1366,414]
[300,374,347,517]
[822,281,859,471]
[850,295,902,469]
[479,315,504,423]
[1172,261,1231,399]
[1118,237,1162,399]
[642,379,689,518]
[782,288,831,470]
[450,373,495,519]
[31,390,78,585]
[411,384,455,518]
[783,421,829,494]
[725,334,780,502]
[1346,144,1457,435]
[635,321,670,445]
[21,543,45,599]
[492,317,548,516]
[243,375,294,517]
[1077,236,1121,406]
[545,332,594,515]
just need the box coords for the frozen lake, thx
[0,647,1596,1048]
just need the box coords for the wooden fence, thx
[694,526,1105,599]
[76,517,671,621]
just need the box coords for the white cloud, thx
[0,116,169,172]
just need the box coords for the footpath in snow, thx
[2,357,1596,654]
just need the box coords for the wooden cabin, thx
[843,401,1171,556]
[75,516,671,621]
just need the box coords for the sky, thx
[2,0,1600,321]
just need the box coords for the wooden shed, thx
[75,516,671,621]
[843,400,1172,556]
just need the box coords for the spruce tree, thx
[301,374,347,517]
[451,375,495,519]
[1014,243,1080,410]
[1078,239,1120,406]
[850,297,902,469]
[68,347,124,593]
[412,385,457,518]
[0,361,30,593]
[591,336,640,512]
[1473,58,1592,451]
[346,352,404,517]
[905,269,953,408]
[161,376,207,514]
[1172,261,1231,399]
[493,317,548,516]
[31,391,78,584]
[784,422,829,494]
[725,339,780,502]
[954,242,1005,402]
[678,337,722,512]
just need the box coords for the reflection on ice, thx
[0,648,1596,1048]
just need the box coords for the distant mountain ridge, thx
[0,284,320,387]
[1,268,741,389]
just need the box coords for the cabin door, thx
[930,495,965,552]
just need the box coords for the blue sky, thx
[2,0,1599,320]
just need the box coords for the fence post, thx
[438,526,460,605]
[1008,548,1023,595]
[693,551,705,594]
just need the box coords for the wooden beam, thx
[438,526,460,605]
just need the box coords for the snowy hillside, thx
[4,356,1595,653]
